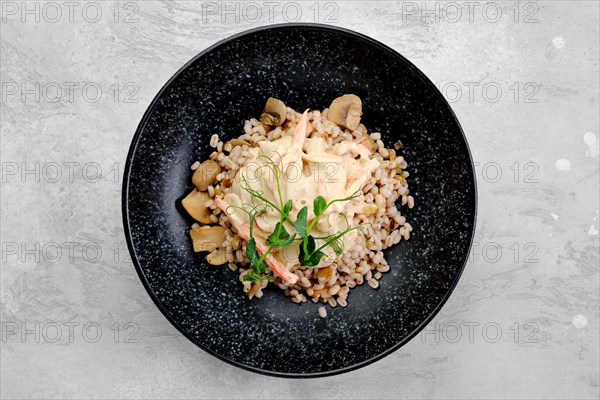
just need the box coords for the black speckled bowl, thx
[123,23,476,377]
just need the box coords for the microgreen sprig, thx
[239,155,368,277]
[294,190,363,267]
[224,203,274,283]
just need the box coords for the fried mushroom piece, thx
[189,226,226,253]
[206,248,228,265]
[182,189,212,224]
[327,94,362,130]
[260,97,287,126]
[192,160,221,191]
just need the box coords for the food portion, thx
[182,95,414,309]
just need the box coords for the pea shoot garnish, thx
[236,154,367,281]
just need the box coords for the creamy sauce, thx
[221,112,380,271]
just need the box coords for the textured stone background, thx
[1,1,598,399]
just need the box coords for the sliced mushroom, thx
[182,189,212,224]
[225,138,251,148]
[189,226,226,252]
[327,94,362,130]
[192,160,222,191]
[206,248,228,265]
[260,97,287,126]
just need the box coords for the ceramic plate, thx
[123,23,476,377]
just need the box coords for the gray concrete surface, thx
[1,1,599,399]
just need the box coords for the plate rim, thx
[122,22,478,378]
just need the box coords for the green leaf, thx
[267,222,296,248]
[242,273,262,282]
[283,199,293,216]
[246,238,258,264]
[306,235,316,253]
[294,206,308,238]
[271,221,290,240]
[277,234,296,248]
[305,250,326,267]
[299,238,308,264]
[246,238,267,274]
[254,259,267,274]
[313,196,327,217]
[299,235,324,267]
[299,248,326,267]
[255,262,268,274]
[242,272,273,282]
